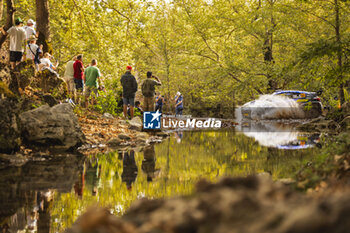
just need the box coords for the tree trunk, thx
[334,0,345,105]
[36,0,52,54]
[264,1,277,91]
[0,0,15,49]
[0,0,4,21]
[163,40,171,112]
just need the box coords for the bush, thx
[95,89,122,115]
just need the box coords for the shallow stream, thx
[0,123,322,232]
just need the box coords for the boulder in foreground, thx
[66,175,350,233]
[0,98,20,153]
[19,103,85,151]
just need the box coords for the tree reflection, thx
[49,130,321,232]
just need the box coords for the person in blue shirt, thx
[155,92,164,112]
[175,92,183,116]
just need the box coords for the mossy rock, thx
[0,62,12,87]
[0,98,20,153]
[31,69,67,99]
[0,81,15,98]
[11,60,36,92]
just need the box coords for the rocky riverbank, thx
[0,61,169,158]
[77,111,169,155]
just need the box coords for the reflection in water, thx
[174,130,183,143]
[236,121,321,149]
[121,150,138,190]
[0,128,322,232]
[142,144,158,182]
[0,154,84,233]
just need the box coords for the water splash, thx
[236,95,305,120]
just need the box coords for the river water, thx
[0,125,322,232]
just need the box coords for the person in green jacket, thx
[84,59,101,107]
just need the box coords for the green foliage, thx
[5,0,350,112]
[95,90,122,115]
[296,132,350,190]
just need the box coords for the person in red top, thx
[73,54,84,91]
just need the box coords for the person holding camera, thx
[141,71,162,112]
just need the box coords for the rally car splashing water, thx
[238,90,323,120]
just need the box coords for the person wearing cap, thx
[26,35,42,71]
[0,17,26,69]
[120,66,138,119]
[141,71,161,112]
[175,91,183,116]
[24,19,37,40]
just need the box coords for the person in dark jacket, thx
[121,150,138,190]
[120,66,138,119]
[142,144,157,182]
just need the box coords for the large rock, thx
[66,175,350,233]
[19,104,85,151]
[31,69,67,97]
[11,60,36,92]
[0,61,35,94]
[0,63,13,90]
[129,117,143,131]
[0,98,20,153]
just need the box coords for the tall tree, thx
[0,0,15,49]
[0,0,4,21]
[334,0,345,104]
[36,0,51,53]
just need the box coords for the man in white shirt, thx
[0,17,26,69]
[63,56,77,97]
[24,19,37,40]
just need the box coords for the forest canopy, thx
[1,0,350,112]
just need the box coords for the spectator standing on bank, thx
[141,71,161,112]
[0,17,26,69]
[26,35,42,70]
[175,92,183,116]
[63,56,77,98]
[84,59,101,108]
[155,92,164,112]
[73,54,84,92]
[120,66,138,119]
[24,19,37,40]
